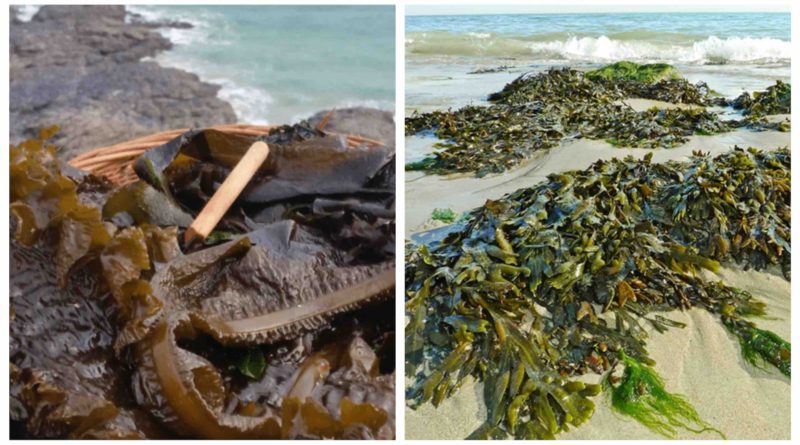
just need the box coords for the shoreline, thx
[9,6,395,160]
[405,59,791,118]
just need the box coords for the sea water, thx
[129,5,396,124]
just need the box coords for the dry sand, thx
[405,108,791,439]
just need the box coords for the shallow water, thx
[128,5,396,124]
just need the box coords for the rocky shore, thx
[10,5,237,160]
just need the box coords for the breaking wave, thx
[407,32,792,64]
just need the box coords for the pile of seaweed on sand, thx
[405,147,790,439]
[10,125,396,439]
[406,62,791,176]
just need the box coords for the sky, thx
[406,4,791,16]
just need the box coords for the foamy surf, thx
[12,5,41,22]
[407,32,792,65]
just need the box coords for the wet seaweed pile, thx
[10,124,396,439]
[405,147,790,439]
[406,64,790,176]
[731,80,791,117]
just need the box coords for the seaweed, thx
[405,147,790,439]
[605,350,723,438]
[11,124,396,439]
[585,62,680,83]
[406,63,790,176]
[431,208,458,224]
[731,81,791,116]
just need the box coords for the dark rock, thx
[10,5,237,160]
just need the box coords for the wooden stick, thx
[184,141,270,243]
[317,109,335,131]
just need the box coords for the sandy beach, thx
[405,16,791,436]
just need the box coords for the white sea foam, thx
[149,49,274,124]
[126,5,226,47]
[129,6,265,122]
[129,6,390,125]
[528,35,792,64]
[684,36,792,64]
[14,5,40,22]
[408,32,792,65]
[213,79,274,125]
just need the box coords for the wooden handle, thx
[184,141,270,243]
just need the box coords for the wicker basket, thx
[68,123,383,186]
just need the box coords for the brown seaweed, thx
[731,80,791,116]
[11,123,396,439]
[405,147,790,439]
[406,65,789,176]
[135,125,393,205]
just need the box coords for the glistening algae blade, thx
[405,147,790,439]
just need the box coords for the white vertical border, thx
[394,1,407,442]
[790,1,798,442]
[1,2,10,443]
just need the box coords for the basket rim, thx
[69,123,383,163]
[66,122,386,187]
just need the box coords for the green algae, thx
[724,319,791,377]
[239,348,267,380]
[585,62,680,83]
[605,350,724,439]
[431,208,458,224]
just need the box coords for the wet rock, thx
[10,5,237,160]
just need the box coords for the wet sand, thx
[405,100,791,439]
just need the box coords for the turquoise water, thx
[130,5,395,124]
[407,12,791,64]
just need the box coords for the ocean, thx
[128,5,396,124]
[406,12,790,64]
